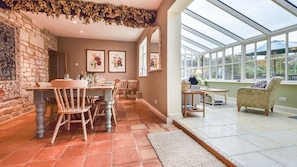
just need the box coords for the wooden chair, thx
[126,80,138,99]
[118,80,128,98]
[92,83,120,125]
[50,80,94,143]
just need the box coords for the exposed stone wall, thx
[0,9,57,123]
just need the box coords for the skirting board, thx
[137,99,169,123]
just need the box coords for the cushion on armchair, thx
[251,80,267,88]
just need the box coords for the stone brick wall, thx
[0,9,57,123]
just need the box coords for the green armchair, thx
[237,77,282,116]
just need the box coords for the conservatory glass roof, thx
[181,0,297,54]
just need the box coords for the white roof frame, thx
[183,9,244,42]
[181,36,211,51]
[207,0,271,35]
[272,0,297,17]
[181,45,200,54]
[181,24,224,47]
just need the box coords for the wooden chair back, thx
[51,80,88,112]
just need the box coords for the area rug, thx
[205,102,237,109]
[147,130,226,167]
[288,116,297,119]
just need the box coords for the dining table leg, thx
[33,91,46,138]
[105,101,112,132]
[35,103,45,138]
[104,89,113,132]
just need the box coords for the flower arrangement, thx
[2,0,157,28]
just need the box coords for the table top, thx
[26,84,114,91]
[182,90,204,94]
[200,87,229,92]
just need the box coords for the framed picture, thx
[86,50,105,72]
[150,52,160,71]
[108,50,126,73]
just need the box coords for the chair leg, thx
[265,109,269,116]
[271,107,274,112]
[51,114,64,144]
[111,104,117,126]
[88,109,94,129]
[237,106,241,112]
[81,113,87,141]
[92,104,100,122]
[67,114,71,130]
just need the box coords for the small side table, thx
[182,90,205,117]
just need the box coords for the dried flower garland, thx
[2,0,157,28]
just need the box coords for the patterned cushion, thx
[198,78,206,86]
[251,80,267,88]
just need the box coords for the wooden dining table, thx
[26,84,114,138]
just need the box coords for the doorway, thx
[49,50,67,81]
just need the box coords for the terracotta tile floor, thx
[0,99,180,167]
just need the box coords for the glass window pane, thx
[225,64,232,80]
[217,65,222,79]
[234,45,242,63]
[246,43,255,61]
[288,30,297,80]
[270,58,285,79]
[139,38,147,77]
[199,55,204,67]
[217,51,223,65]
[233,63,241,80]
[187,0,261,39]
[256,40,267,58]
[256,60,266,79]
[202,67,209,79]
[288,56,297,80]
[211,66,216,78]
[256,40,267,79]
[204,54,210,66]
[221,0,297,31]
[181,13,236,45]
[210,53,217,65]
[225,48,232,64]
[271,34,286,59]
[193,55,198,67]
[245,62,254,79]
[289,31,297,54]
[186,55,192,67]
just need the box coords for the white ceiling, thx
[22,0,163,42]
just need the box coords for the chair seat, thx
[58,105,92,114]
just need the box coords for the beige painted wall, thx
[57,37,138,81]
[137,0,176,118]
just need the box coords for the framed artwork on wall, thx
[108,50,126,73]
[86,49,105,72]
[149,52,160,71]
